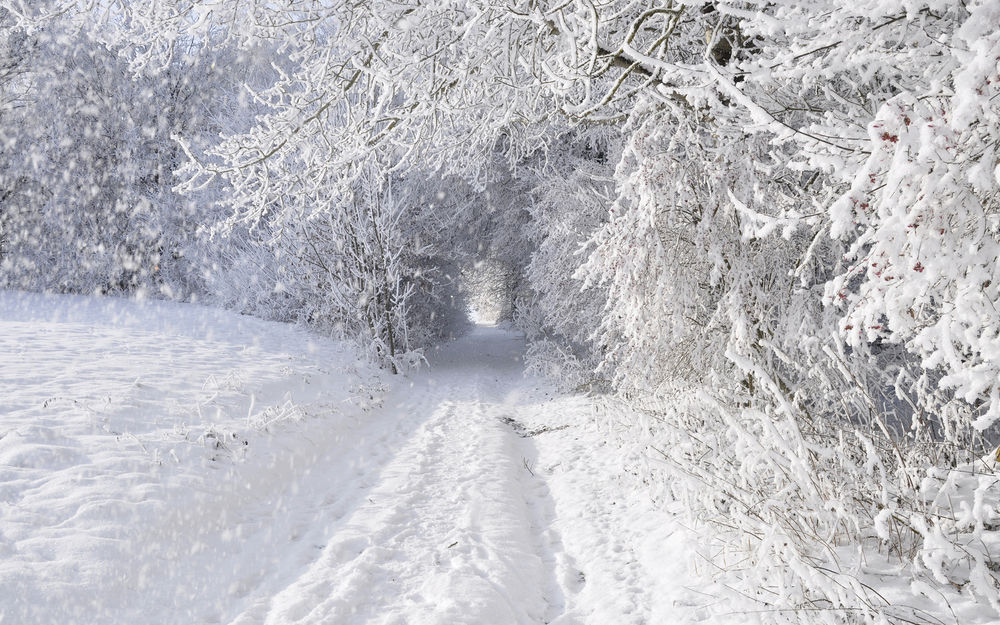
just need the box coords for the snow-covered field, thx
[0,293,693,624]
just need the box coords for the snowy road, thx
[229,329,557,625]
[0,296,688,625]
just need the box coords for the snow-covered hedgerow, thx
[565,2,1000,622]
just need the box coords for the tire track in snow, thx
[233,358,564,624]
[510,393,693,625]
[498,413,585,625]
[200,378,456,625]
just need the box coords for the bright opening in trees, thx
[462,260,518,326]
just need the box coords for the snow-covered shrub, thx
[524,339,590,392]
[202,227,308,324]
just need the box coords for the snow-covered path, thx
[231,329,555,625]
[0,296,688,625]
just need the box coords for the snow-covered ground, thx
[0,293,695,625]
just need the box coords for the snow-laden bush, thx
[524,339,590,392]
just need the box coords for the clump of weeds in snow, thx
[202,370,248,393]
[349,377,388,413]
[247,400,304,431]
[169,423,250,464]
[199,427,250,463]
